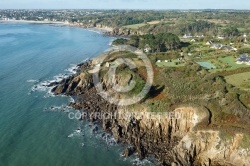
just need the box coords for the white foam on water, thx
[29,58,91,95]
[53,73,69,82]
[30,74,64,94]
[69,97,75,103]
[31,84,48,92]
[68,128,84,138]
[26,79,39,83]
[132,158,153,166]
[88,29,102,34]
[82,58,89,62]
[108,37,116,46]
[95,132,117,146]
[65,64,79,74]
[43,104,71,112]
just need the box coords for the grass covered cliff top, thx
[89,48,250,142]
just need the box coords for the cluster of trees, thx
[180,21,218,35]
[112,38,128,45]
[139,33,181,52]
[93,10,165,27]
[113,33,181,52]
[238,48,250,54]
[222,27,240,37]
[139,20,219,36]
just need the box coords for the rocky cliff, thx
[51,60,250,166]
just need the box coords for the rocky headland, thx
[50,52,250,166]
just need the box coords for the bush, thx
[238,48,250,54]
[112,38,128,45]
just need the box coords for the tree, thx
[137,33,180,52]
[223,27,240,38]
[112,38,128,45]
[128,35,140,47]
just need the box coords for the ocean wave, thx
[43,104,71,112]
[32,58,90,94]
[81,58,89,63]
[43,105,69,112]
[68,127,85,138]
[69,97,75,103]
[26,79,39,83]
[30,59,89,94]
[132,158,153,166]
[65,64,79,74]
[88,29,103,34]
[108,37,116,46]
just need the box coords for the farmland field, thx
[219,56,249,69]
[123,23,146,29]
[225,72,250,91]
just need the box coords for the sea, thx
[0,23,154,166]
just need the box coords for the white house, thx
[190,39,196,42]
[206,41,213,45]
[211,43,224,49]
[144,44,151,53]
[218,35,225,40]
[183,34,192,38]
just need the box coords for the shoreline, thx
[0,19,133,37]
[2,18,250,166]
[0,19,66,24]
[0,19,113,34]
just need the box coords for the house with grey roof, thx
[236,54,250,65]
[221,45,237,52]
[211,43,224,49]
[211,43,236,52]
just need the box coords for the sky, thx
[0,0,250,10]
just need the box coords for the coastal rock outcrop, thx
[51,61,250,166]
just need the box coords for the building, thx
[211,43,236,52]
[218,35,225,40]
[144,44,151,53]
[236,54,250,65]
[206,41,213,45]
[211,43,224,49]
[190,39,196,42]
[183,33,192,38]
[221,45,237,52]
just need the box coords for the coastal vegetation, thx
[51,47,250,165]
[113,33,181,52]
[3,9,250,165]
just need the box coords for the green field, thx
[219,56,249,69]
[208,56,250,72]
[123,23,146,29]
[238,27,246,32]
[225,72,250,91]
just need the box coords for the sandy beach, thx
[0,19,113,34]
[0,19,66,24]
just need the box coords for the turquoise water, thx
[0,23,148,166]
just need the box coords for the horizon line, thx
[1,8,250,11]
